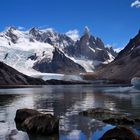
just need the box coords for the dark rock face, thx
[15,108,59,136]
[27,53,38,60]
[95,30,140,83]
[0,62,46,85]
[5,27,18,44]
[22,114,59,135]
[100,126,140,140]
[33,48,85,74]
[4,53,8,60]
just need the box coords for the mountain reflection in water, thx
[0,85,140,140]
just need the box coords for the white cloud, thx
[66,29,79,41]
[17,26,25,30]
[131,0,140,8]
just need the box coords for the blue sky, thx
[0,0,140,49]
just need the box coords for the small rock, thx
[100,126,140,140]
[103,116,135,125]
[79,108,122,120]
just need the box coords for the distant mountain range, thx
[0,26,117,75]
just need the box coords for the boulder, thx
[100,126,140,140]
[22,114,59,135]
[15,108,59,135]
[15,108,40,124]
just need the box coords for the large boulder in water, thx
[99,126,140,140]
[15,108,59,135]
[22,114,59,135]
[15,108,40,124]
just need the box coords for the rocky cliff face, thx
[95,30,140,83]
[0,62,46,85]
[33,48,85,74]
[65,27,117,62]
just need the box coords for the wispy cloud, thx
[18,26,25,30]
[131,0,140,8]
[66,29,79,41]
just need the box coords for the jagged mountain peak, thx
[65,27,117,62]
[29,27,39,35]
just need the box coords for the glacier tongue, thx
[69,57,95,72]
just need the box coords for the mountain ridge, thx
[0,26,117,75]
[91,30,140,83]
[0,61,46,85]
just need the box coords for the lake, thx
[0,84,140,140]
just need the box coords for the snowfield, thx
[0,28,54,76]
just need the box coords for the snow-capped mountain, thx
[0,26,117,76]
[65,27,117,61]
